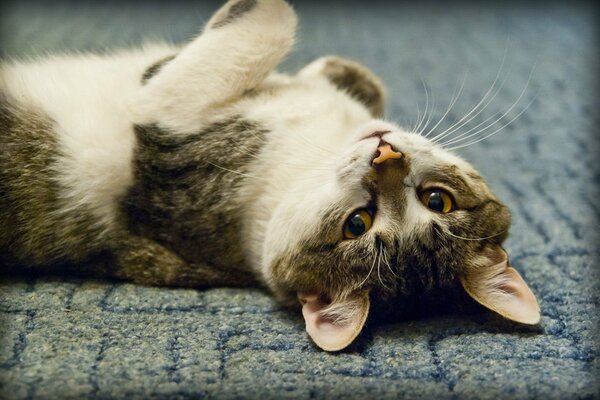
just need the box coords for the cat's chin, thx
[297,291,370,352]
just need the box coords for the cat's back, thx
[0,44,176,267]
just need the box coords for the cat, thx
[0,0,540,351]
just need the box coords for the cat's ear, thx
[299,56,386,117]
[298,291,370,352]
[461,247,540,324]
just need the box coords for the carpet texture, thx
[0,1,598,399]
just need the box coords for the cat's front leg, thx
[132,0,297,133]
[112,235,258,288]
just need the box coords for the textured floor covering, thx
[1,1,599,399]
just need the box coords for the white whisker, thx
[289,131,338,157]
[382,243,400,279]
[414,78,430,134]
[411,98,422,133]
[447,94,536,150]
[442,228,508,241]
[434,69,510,145]
[376,242,389,289]
[429,45,509,143]
[423,70,468,138]
[222,137,335,174]
[444,61,535,148]
[355,246,377,290]
[420,87,436,136]
[445,61,537,149]
[438,110,504,147]
[205,161,267,182]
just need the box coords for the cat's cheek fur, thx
[390,193,433,236]
[238,84,376,274]
[335,139,379,187]
[261,179,367,283]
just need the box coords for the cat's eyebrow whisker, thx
[412,78,426,133]
[422,70,467,138]
[429,46,509,144]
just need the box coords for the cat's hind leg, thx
[111,235,258,288]
[132,0,297,133]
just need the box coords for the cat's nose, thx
[372,141,403,165]
[368,140,410,190]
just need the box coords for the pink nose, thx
[372,143,403,165]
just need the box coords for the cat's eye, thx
[420,189,454,214]
[343,209,373,239]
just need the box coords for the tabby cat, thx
[0,0,539,351]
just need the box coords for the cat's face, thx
[262,57,540,351]
[266,119,500,291]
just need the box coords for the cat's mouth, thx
[297,291,370,352]
[361,129,391,141]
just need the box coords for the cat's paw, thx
[206,0,297,36]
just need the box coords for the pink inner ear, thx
[461,261,541,325]
[298,292,370,352]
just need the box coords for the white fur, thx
[240,77,375,274]
[131,0,297,133]
[1,43,178,231]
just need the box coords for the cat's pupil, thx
[428,192,445,212]
[348,214,366,236]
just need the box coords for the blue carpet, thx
[1,1,598,398]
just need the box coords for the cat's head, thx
[261,57,540,352]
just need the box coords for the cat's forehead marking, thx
[425,165,472,189]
